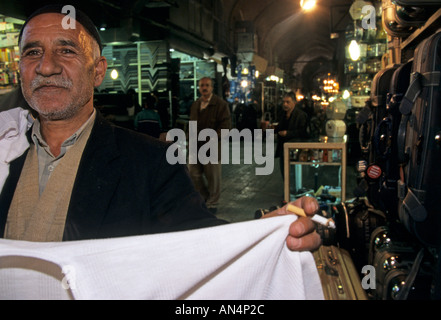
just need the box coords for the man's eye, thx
[61,49,75,54]
[24,50,41,56]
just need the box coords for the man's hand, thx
[262,196,322,252]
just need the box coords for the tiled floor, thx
[215,141,358,223]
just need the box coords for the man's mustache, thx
[31,77,73,91]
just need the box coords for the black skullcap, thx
[18,4,103,53]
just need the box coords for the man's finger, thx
[286,232,322,251]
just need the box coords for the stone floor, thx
[215,141,358,223]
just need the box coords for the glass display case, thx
[284,136,347,203]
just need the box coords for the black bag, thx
[397,30,441,247]
[357,65,399,210]
[332,199,386,270]
[369,225,434,300]
[372,61,413,221]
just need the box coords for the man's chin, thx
[31,105,75,121]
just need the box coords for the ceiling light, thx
[300,0,316,11]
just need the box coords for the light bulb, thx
[110,69,119,80]
[349,40,361,61]
[300,0,316,11]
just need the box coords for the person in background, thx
[126,88,142,118]
[134,94,162,138]
[230,97,239,128]
[0,5,321,254]
[273,92,309,192]
[188,77,231,214]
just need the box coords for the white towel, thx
[0,107,33,193]
[0,215,324,300]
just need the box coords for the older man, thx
[188,77,231,214]
[0,5,320,252]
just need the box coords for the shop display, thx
[0,20,22,96]
[99,41,169,95]
[283,137,347,202]
[345,1,387,109]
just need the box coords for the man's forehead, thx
[23,12,83,33]
[200,79,212,85]
[19,8,103,53]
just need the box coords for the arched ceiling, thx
[221,0,354,81]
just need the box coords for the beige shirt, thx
[31,109,96,195]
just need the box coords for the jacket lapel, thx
[63,112,123,240]
[0,150,28,237]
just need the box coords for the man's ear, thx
[94,56,108,88]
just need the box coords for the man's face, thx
[198,78,213,98]
[282,97,295,113]
[19,13,106,121]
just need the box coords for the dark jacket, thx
[190,94,231,138]
[275,106,309,157]
[0,111,226,241]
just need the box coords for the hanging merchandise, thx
[394,5,438,28]
[349,0,373,21]
[326,120,347,138]
[382,0,417,38]
[344,1,387,112]
[395,0,441,5]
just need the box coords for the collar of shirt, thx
[31,109,96,160]
[200,94,213,111]
[31,109,96,195]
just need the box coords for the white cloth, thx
[0,215,324,300]
[0,107,33,193]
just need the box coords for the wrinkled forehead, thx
[22,12,84,38]
[20,12,98,52]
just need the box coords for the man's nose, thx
[35,52,62,76]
